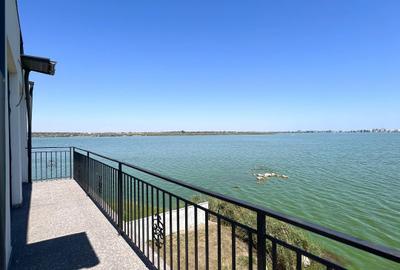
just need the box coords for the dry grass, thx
[151,221,257,270]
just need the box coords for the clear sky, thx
[19,0,400,132]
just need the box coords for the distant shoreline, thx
[33,131,278,137]
[32,129,399,138]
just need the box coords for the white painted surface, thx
[3,61,11,270]
[20,100,28,183]
[4,0,25,267]
[127,202,209,242]
[9,72,23,206]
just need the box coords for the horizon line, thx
[32,128,400,134]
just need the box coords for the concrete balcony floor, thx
[10,179,150,270]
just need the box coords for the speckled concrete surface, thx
[10,180,150,270]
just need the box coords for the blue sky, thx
[20,0,400,132]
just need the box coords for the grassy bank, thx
[191,196,340,269]
[107,195,341,269]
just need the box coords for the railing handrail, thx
[31,146,70,149]
[58,146,400,263]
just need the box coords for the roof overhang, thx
[21,54,56,75]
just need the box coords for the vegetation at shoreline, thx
[191,196,340,270]
[107,193,342,269]
[33,131,278,137]
[33,129,400,138]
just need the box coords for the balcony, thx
[10,147,400,269]
[10,179,149,270]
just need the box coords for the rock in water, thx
[254,170,289,182]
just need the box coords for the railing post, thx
[257,211,266,270]
[86,151,90,192]
[117,162,123,232]
[70,147,73,179]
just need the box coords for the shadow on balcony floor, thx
[11,232,99,270]
[9,180,148,270]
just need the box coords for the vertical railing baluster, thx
[70,147,73,179]
[64,151,66,178]
[146,183,149,257]
[163,191,166,270]
[34,152,37,180]
[60,151,62,178]
[50,151,53,179]
[55,151,58,178]
[185,202,189,270]
[142,181,145,253]
[86,152,89,192]
[102,164,106,212]
[59,151,61,178]
[151,186,155,264]
[89,156,92,194]
[256,212,266,270]
[157,189,160,270]
[123,174,126,232]
[110,167,113,220]
[128,176,131,239]
[117,162,123,232]
[217,216,221,270]
[114,168,117,222]
[56,151,58,178]
[40,152,43,180]
[194,206,198,270]
[232,223,236,270]
[55,151,57,178]
[134,177,137,244]
[105,165,107,213]
[115,168,117,223]
[169,194,173,270]
[126,174,129,232]
[112,168,114,221]
[138,180,141,250]
[86,156,89,191]
[60,151,65,178]
[177,198,180,270]
[110,166,112,216]
[45,151,47,179]
[248,230,253,270]
[272,241,277,270]
[296,252,302,270]
[205,212,209,270]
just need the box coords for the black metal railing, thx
[31,147,72,181]
[67,146,400,270]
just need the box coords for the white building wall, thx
[20,96,28,183]
[5,0,25,267]
[9,71,23,206]
[6,0,24,207]
[3,70,11,270]
[5,1,20,62]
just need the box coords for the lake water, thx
[33,133,400,269]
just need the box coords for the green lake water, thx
[33,133,400,269]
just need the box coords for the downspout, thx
[29,81,34,180]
